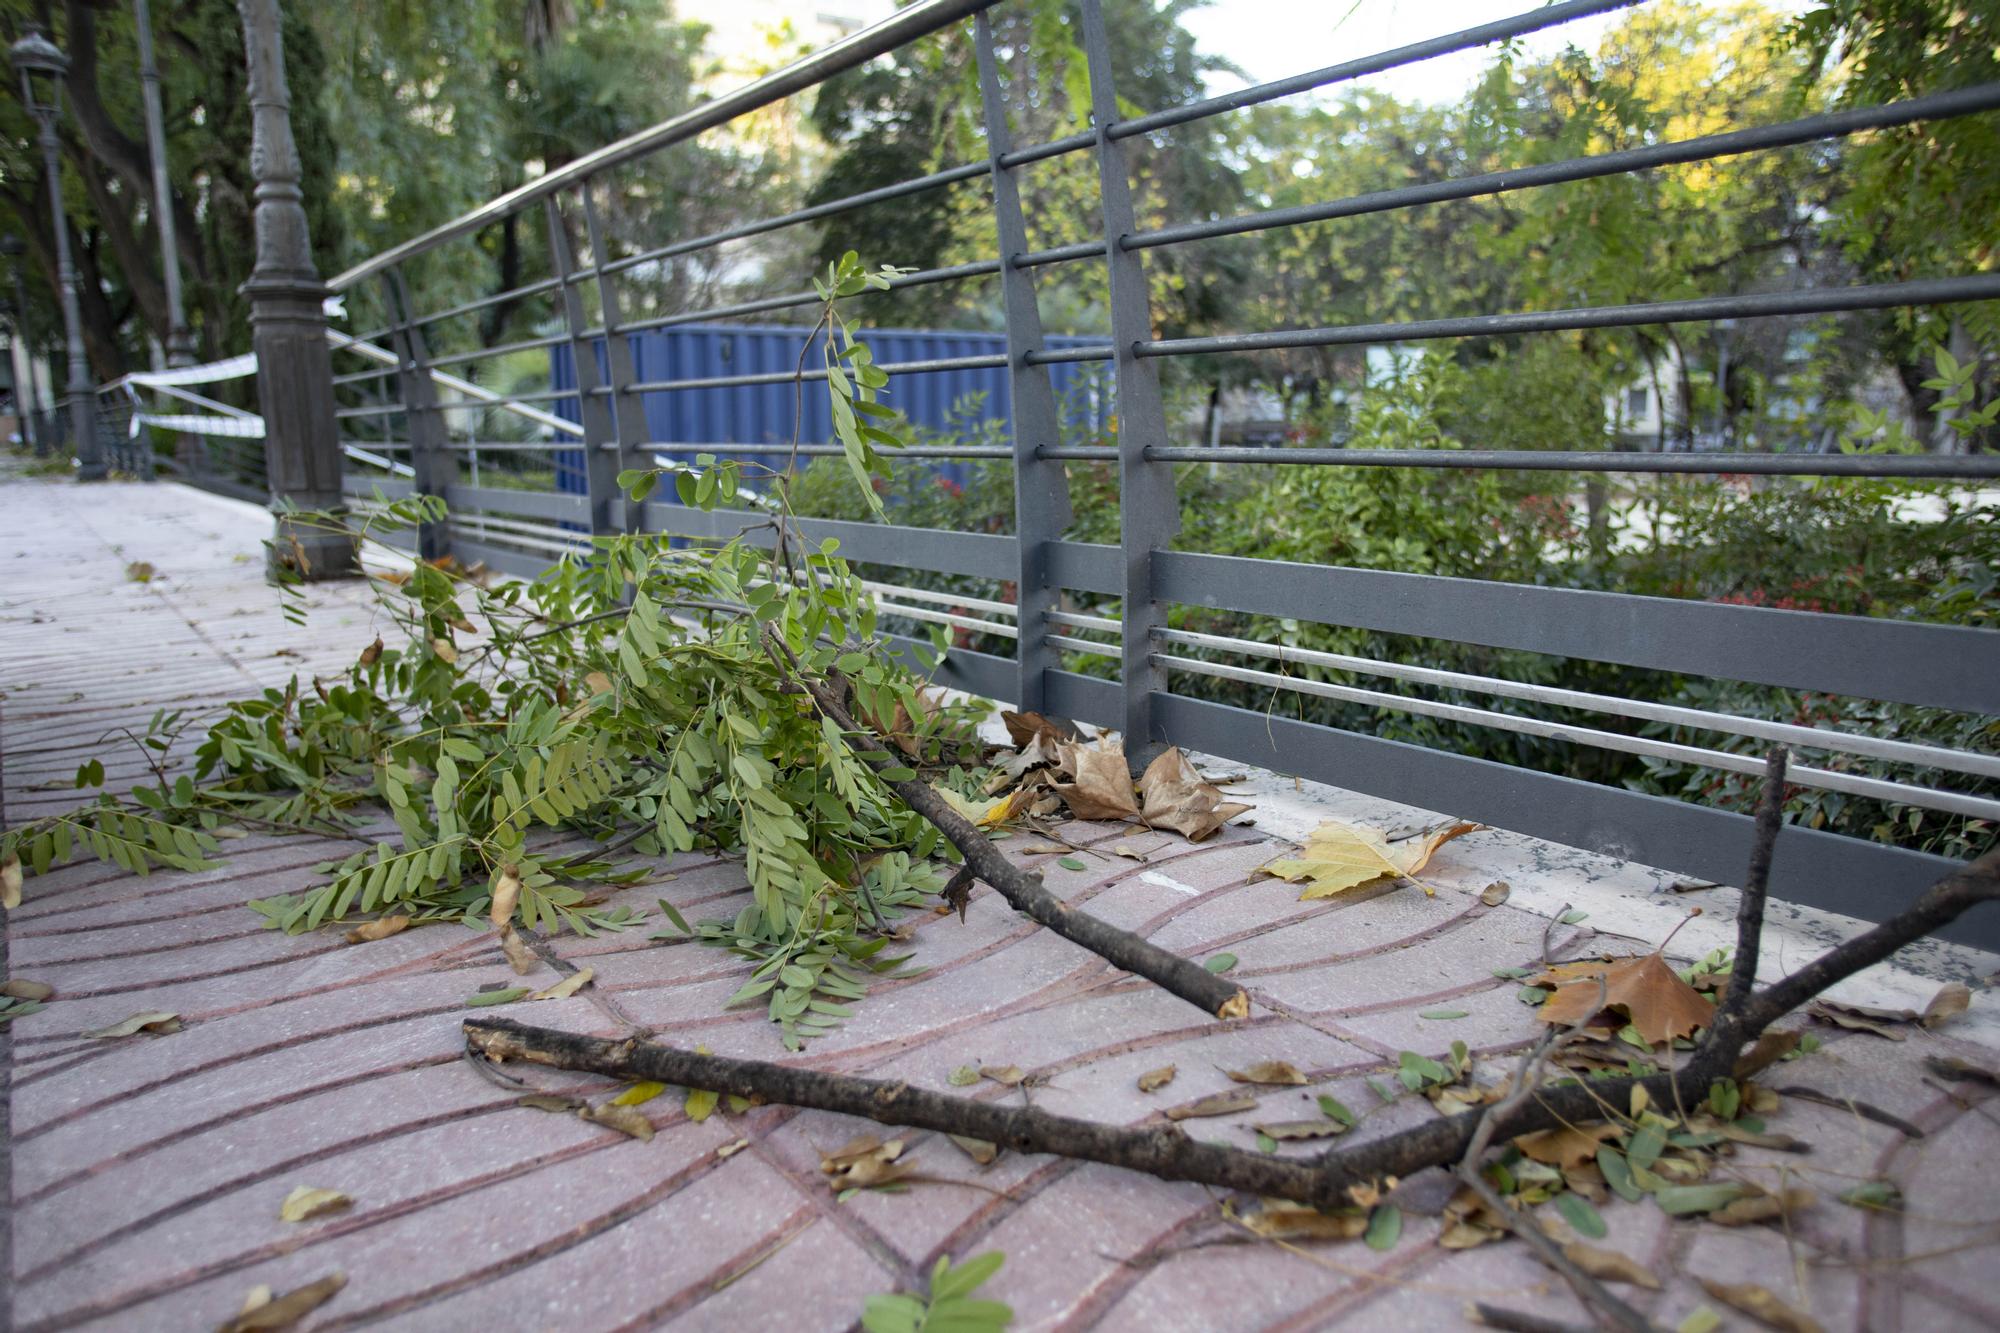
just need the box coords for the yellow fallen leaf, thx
[934,785,1031,829]
[1697,1279,1824,1333]
[1260,820,1481,900]
[343,914,410,944]
[718,1137,751,1159]
[579,1102,655,1141]
[612,1080,668,1107]
[980,1064,1027,1087]
[1137,1064,1177,1093]
[1515,1122,1620,1168]
[1,978,53,1001]
[1232,1199,1367,1241]
[1166,1090,1259,1120]
[1226,1060,1308,1086]
[499,923,539,976]
[2,853,21,909]
[218,1273,346,1332]
[1562,1241,1660,1289]
[949,1134,999,1164]
[279,1185,352,1223]
[83,1010,181,1039]
[685,1045,719,1121]
[529,967,593,1001]
[489,865,522,927]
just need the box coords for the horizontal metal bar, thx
[1154,692,1993,951]
[1144,275,2000,358]
[1113,0,1641,141]
[1044,668,1120,729]
[1048,632,1118,657]
[882,634,1018,703]
[423,334,569,370]
[1015,240,1107,270]
[1036,446,1119,461]
[334,402,404,420]
[344,477,415,501]
[638,442,1015,460]
[1152,550,2000,715]
[625,351,1007,395]
[1154,626,2000,782]
[998,129,1094,171]
[449,514,591,557]
[878,601,1019,639]
[413,276,564,330]
[778,572,1015,618]
[1138,84,2000,251]
[1046,609,1120,634]
[604,161,993,277]
[617,260,1004,335]
[445,535,560,582]
[442,485,590,524]
[635,502,1018,580]
[462,389,577,406]
[439,440,563,453]
[1023,343,1113,366]
[332,366,399,386]
[1046,540,1121,596]
[1157,651,2000,822]
[331,0,1002,289]
[1142,446,2000,478]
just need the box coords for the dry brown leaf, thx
[1562,1241,1661,1290]
[278,1186,352,1223]
[1135,747,1252,842]
[1001,709,1076,749]
[583,670,614,696]
[218,1273,347,1333]
[1712,1187,1816,1226]
[1053,736,1140,822]
[1479,881,1511,907]
[1536,952,1715,1045]
[1,978,53,1001]
[489,865,523,928]
[579,1102,655,1141]
[357,637,383,667]
[980,1064,1026,1087]
[1562,1163,1610,1205]
[1226,1060,1308,1086]
[1515,1122,1619,1168]
[83,1010,181,1039]
[1734,1029,1802,1078]
[1137,1064,1177,1093]
[948,1134,999,1165]
[343,915,410,945]
[1439,1185,1507,1249]
[499,923,539,976]
[529,967,594,1001]
[819,1134,911,1189]
[1,853,20,910]
[1234,1199,1368,1241]
[1808,1000,1908,1040]
[1260,820,1481,900]
[518,1092,585,1113]
[1698,1279,1825,1333]
[1166,1090,1259,1120]
[1111,843,1148,861]
[431,636,458,664]
[1921,981,1972,1029]
[1255,1119,1350,1141]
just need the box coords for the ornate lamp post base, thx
[247,274,355,581]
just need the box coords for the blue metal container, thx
[550,324,1108,496]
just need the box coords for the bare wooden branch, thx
[773,639,1248,1020]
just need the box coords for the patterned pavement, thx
[3,471,1998,1331]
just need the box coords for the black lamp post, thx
[11,25,103,480]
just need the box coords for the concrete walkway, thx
[3,470,1998,1332]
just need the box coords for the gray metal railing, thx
[253,0,2000,945]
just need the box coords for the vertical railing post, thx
[975,11,1073,714]
[237,0,353,578]
[545,193,628,537]
[1079,0,1178,764]
[580,186,647,531]
[382,268,450,561]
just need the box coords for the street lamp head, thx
[11,25,68,121]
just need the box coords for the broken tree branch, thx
[1712,749,1787,1041]
[770,636,1247,1020]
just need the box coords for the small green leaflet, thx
[467,987,530,1007]
[1317,1094,1357,1127]
[1203,953,1238,974]
[1057,856,1086,871]
[1559,909,1590,924]
[1364,1203,1402,1251]
[1553,1192,1606,1239]
[1418,1008,1467,1020]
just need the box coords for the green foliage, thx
[862,1252,1012,1333]
[8,263,991,1051]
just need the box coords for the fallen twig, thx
[771,637,1247,1020]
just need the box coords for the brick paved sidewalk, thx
[4,472,1997,1331]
